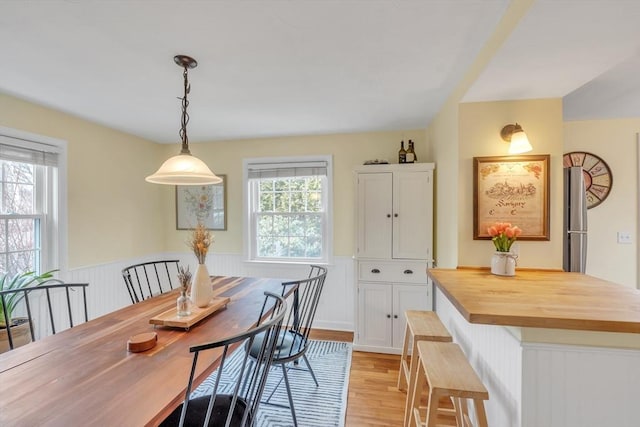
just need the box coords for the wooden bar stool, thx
[409,341,489,427]
[399,310,452,427]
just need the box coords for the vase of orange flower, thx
[487,222,521,276]
[188,223,214,308]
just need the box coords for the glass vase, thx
[176,289,191,317]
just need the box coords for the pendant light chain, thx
[179,65,191,154]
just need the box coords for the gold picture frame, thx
[473,155,550,240]
[175,175,227,230]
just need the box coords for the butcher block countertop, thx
[428,268,640,334]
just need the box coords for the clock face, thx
[563,152,612,209]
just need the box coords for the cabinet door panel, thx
[392,284,431,349]
[358,282,392,347]
[357,173,392,259]
[392,171,433,260]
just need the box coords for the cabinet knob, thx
[371,268,380,274]
[394,213,398,217]
[386,314,391,318]
[394,315,398,319]
[404,269,413,274]
[386,214,391,218]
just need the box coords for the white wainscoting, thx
[63,253,355,332]
[522,342,640,427]
[435,288,523,427]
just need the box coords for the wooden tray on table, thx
[149,296,231,330]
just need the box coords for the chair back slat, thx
[0,282,89,352]
[278,265,327,357]
[45,288,55,334]
[121,260,180,304]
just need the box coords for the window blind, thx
[0,136,60,167]
[247,160,328,179]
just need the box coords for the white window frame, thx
[243,155,333,264]
[0,126,68,274]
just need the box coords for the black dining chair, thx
[0,281,89,352]
[248,265,328,427]
[121,260,180,304]
[160,291,287,427]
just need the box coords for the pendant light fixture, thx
[146,55,222,185]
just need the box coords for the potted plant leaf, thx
[0,269,58,353]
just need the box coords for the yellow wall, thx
[564,119,639,288]
[0,93,165,268]
[162,130,428,257]
[0,90,430,267]
[428,103,460,268]
[426,0,535,268]
[458,99,564,269]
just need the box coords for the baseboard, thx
[312,320,353,332]
[352,344,402,355]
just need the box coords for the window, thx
[244,156,332,263]
[0,131,65,276]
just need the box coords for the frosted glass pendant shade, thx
[145,153,222,185]
[508,129,533,154]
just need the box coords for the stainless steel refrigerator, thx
[563,166,588,272]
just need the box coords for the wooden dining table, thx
[0,275,287,427]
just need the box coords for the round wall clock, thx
[563,151,613,209]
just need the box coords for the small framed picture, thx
[175,175,227,230]
[473,155,550,240]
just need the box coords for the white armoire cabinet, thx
[354,163,434,354]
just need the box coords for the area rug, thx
[191,340,352,427]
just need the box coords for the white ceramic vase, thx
[190,263,213,308]
[490,252,517,276]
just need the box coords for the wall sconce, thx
[500,123,533,154]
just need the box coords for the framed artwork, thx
[176,175,227,230]
[473,155,550,240]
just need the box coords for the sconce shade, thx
[145,153,222,185]
[501,123,533,154]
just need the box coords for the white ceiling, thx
[1,1,640,144]
[464,0,640,110]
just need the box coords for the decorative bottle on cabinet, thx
[354,163,435,354]
[398,141,407,164]
[406,140,417,163]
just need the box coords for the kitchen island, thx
[428,268,640,427]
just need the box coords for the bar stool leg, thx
[398,321,411,391]
[473,399,489,427]
[453,397,470,427]
[453,397,464,427]
[407,358,425,427]
[425,389,442,427]
[403,337,421,426]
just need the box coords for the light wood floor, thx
[310,330,406,426]
[309,329,456,427]
[346,350,408,426]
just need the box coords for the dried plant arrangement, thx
[177,265,192,291]
[188,223,212,264]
